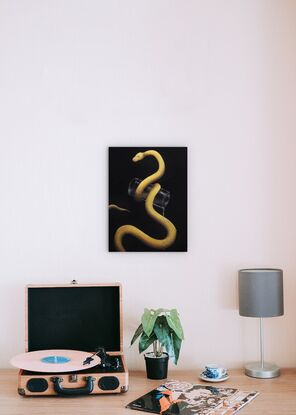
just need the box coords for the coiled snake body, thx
[114,150,177,252]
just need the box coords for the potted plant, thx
[131,308,184,379]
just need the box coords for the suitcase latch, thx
[69,374,78,383]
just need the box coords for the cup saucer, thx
[199,372,229,382]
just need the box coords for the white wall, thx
[1,0,296,371]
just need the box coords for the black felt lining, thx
[27,286,120,352]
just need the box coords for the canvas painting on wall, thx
[109,147,187,252]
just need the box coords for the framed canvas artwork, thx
[109,147,187,252]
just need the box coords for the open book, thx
[126,380,259,414]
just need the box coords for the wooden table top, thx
[1,369,296,414]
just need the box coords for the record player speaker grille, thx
[26,378,48,393]
[98,376,120,391]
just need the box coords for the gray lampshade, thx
[238,269,284,317]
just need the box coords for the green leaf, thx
[138,332,157,354]
[153,317,174,360]
[130,324,143,346]
[154,308,167,315]
[141,308,164,337]
[166,309,184,340]
[166,333,175,361]
[172,331,182,364]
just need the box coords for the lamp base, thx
[244,362,280,378]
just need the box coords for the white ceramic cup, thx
[204,364,227,379]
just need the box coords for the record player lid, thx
[26,283,122,354]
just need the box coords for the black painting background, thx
[109,147,187,252]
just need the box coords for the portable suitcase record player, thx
[15,282,128,396]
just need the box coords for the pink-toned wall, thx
[1,0,296,370]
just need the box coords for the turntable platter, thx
[10,349,101,373]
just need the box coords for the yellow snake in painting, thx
[114,150,177,252]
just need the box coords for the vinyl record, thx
[10,349,101,373]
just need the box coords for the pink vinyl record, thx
[10,349,101,372]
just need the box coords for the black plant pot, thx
[144,352,169,380]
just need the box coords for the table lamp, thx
[238,268,284,378]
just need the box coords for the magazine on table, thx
[126,380,259,415]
